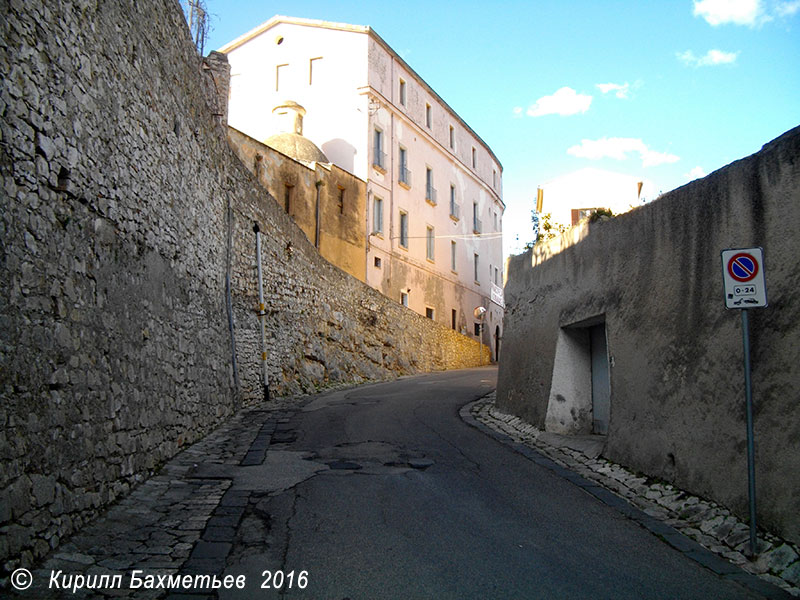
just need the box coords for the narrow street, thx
[213,367,762,599]
[15,367,780,599]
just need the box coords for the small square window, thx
[474,322,481,336]
[425,307,434,320]
[374,256,382,268]
[401,292,408,307]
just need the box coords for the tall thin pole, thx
[742,308,757,555]
[255,230,270,402]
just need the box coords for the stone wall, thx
[0,0,488,572]
[227,126,368,283]
[497,126,800,544]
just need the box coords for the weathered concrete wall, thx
[0,0,488,572]
[497,126,800,544]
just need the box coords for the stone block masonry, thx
[0,0,488,574]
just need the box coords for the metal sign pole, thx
[741,308,757,556]
[722,247,767,557]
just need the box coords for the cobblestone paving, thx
[471,393,800,598]
[4,405,290,599]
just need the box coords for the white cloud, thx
[596,82,631,99]
[677,49,739,67]
[686,166,708,180]
[776,0,800,16]
[525,87,592,117]
[693,0,766,26]
[567,137,680,167]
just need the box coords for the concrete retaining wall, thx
[497,126,800,544]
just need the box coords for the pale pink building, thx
[221,16,505,359]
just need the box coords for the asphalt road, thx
[219,366,761,599]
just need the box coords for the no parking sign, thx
[721,247,768,309]
[720,246,768,556]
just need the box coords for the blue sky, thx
[195,0,800,257]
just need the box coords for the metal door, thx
[590,324,610,435]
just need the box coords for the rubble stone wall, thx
[498,126,800,544]
[0,0,487,571]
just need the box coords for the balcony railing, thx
[426,185,437,205]
[399,166,412,187]
[372,150,387,171]
[449,202,460,220]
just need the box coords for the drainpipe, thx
[314,179,323,249]
[253,223,270,402]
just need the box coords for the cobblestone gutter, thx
[470,393,800,598]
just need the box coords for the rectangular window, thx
[426,226,435,261]
[425,307,434,320]
[451,309,457,330]
[494,266,499,285]
[449,125,455,149]
[399,79,406,106]
[276,63,288,91]
[471,146,477,168]
[493,211,498,230]
[398,146,410,186]
[474,322,482,336]
[373,196,383,234]
[309,57,322,85]
[474,253,479,283]
[284,184,292,213]
[425,168,436,204]
[399,212,409,248]
[451,240,457,271]
[374,256,382,268]
[425,103,432,128]
[401,292,408,307]
[472,202,481,233]
[338,187,345,214]
[373,129,385,169]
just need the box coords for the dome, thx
[264,100,329,164]
[264,132,329,164]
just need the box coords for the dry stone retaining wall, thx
[0,0,487,573]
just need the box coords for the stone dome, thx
[264,132,329,163]
[265,100,328,164]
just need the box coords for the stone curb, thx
[461,393,799,600]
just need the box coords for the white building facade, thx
[221,16,505,359]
